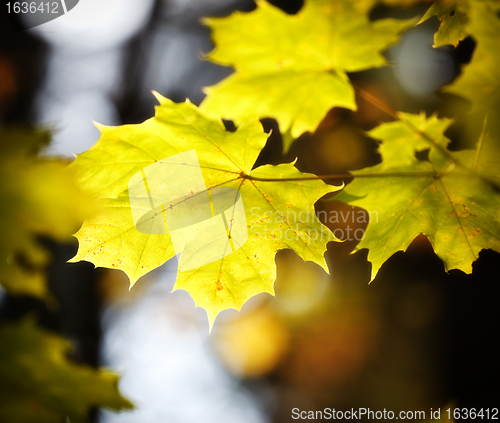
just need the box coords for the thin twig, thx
[240,171,438,182]
[353,84,459,166]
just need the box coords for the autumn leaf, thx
[200,0,415,152]
[0,128,93,298]
[444,0,500,110]
[334,113,500,281]
[419,2,468,47]
[0,319,132,423]
[70,94,340,326]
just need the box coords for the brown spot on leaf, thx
[451,203,476,219]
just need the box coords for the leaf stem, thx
[243,89,498,189]
[352,86,500,191]
[353,84,459,166]
[241,171,438,182]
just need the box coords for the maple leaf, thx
[70,94,340,326]
[0,128,93,298]
[418,2,468,47]
[444,0,500,110]
[334,113,500,281]
[0,319,132,422]
[200,0,415,152]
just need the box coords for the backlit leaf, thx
[0,319,132,423]
[70,95,340,325]
[444,1,500,110]
[335,113,500,280]
[419,2,467,47]
[0,128,93,298]
[200,0,415,151]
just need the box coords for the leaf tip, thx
[206,310,218,334]
[66,253,80,264]
[199,16,214,27]
[128,275,140,291]
[152,90,168,104]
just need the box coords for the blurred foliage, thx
[444,0,500,112]
[418,2,467,47]
[0,127,93,298]
[0,319,132,423]
[0,128,131,422]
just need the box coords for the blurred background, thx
[0,0,499,421]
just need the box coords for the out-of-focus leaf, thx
[419,2,467,47]
[0,319,133,423]
[444,1,500,110]
[0,128,93,298]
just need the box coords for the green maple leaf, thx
[335,113,500,281]
[200,0,415,152]
[0,128,93,298]
[0,319,132,422]
[70,94,339,326]
[444,1,500,110]
[419,2,468,47]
